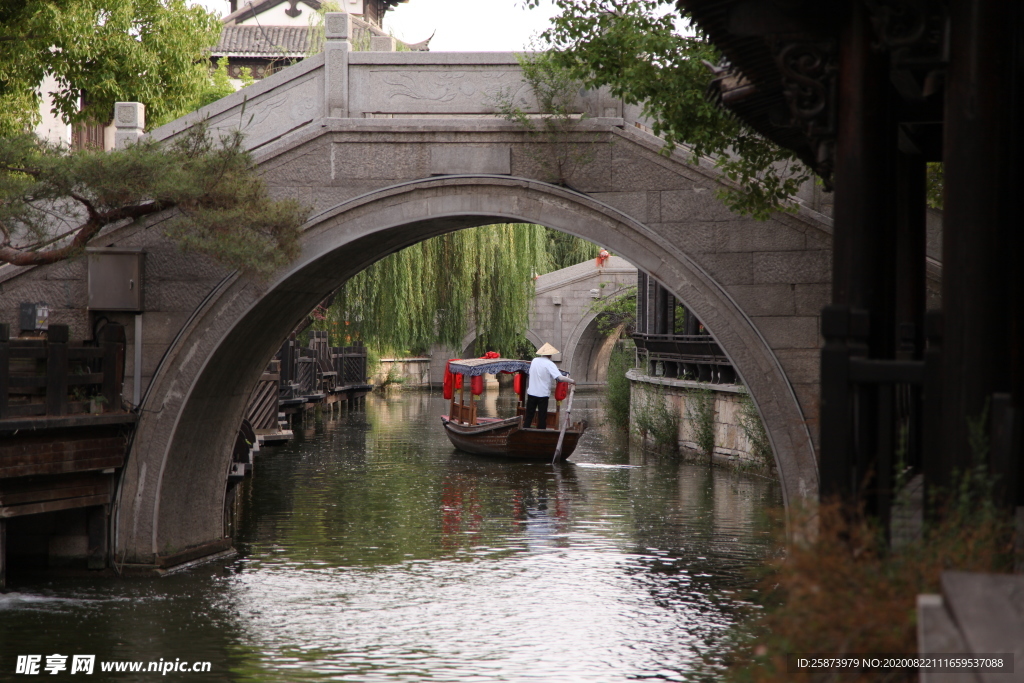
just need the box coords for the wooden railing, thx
[334,343,367,386]
[245,360,281,431]
[819,305,932,530]
[632,333,728,362]
[0,323,125,421]
[307,331,338,393]
[632,332,735,383]
[276,334,368,402]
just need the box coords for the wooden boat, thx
[440,357,587,462]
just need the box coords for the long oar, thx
[552,382,575,463]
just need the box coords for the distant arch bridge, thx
[458,256,636,387]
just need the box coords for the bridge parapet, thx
[149,13,644,153]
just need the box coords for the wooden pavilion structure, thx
[679,0,1023,522]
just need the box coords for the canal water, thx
[2,392,781,682]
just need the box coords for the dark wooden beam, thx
[0,518,5,588]
[0,324,8,419]
[45,325,69,417]
[940,0,1018,485]
[821,1,895,504]
[0,494,110,519]
[894,150,928,476]
[87,505,107,570]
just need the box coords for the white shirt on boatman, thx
[527,356,563,397]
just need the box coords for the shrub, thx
[687,384,716,461]
[605,343,633,429]
[633,383,679,452]
[738,389,773,470]
[377,364,406,393]
[713,453,1017,683]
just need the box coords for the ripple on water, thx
[3,393,781,682]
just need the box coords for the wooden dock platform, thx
[0,322,132,585]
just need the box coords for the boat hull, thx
[441,416,585,461]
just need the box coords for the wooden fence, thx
[0,323,125,422]
[276,332,368,401]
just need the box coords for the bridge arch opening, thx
[115,175,817,566]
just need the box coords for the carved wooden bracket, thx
[773,37,839,186]
[865,0,949,100]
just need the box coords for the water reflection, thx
[1,392,781,682]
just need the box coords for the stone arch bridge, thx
[0,15,855,568]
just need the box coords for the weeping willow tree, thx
[312,223,603,357]
[545,227,601,270]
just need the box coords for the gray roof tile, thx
[214,25,310,58]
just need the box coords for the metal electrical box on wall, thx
[87,248,145,311]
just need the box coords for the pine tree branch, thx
[0,201,168,266]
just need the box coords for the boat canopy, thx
[448,358,530,376]
[447,358,569,377]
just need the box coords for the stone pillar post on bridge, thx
[371,35,397,52]
[324,13,351,118]
[114,103,145,149]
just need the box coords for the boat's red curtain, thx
[443,360,462,399]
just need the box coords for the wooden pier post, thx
[0,518,6,588]
[87,505,108,570]
[940,0,1022,489]
[0,323,8,419]
[46,324,69,416]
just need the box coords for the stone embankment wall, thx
[373,358,432,387]
[627,369,775,475]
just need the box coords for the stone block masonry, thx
[627,369,776,474]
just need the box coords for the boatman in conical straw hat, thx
[524,342,575,429]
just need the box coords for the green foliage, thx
[672,299,690,334]
[604,342,633,429]
[737,389,773,470]
[495,50,595,186]
[150,57,255,129]
[523,0,811,219]
[926,162,944,210]
[956,397,997,518]
[0,124,308,275]
[686,383,716,460]
[376,364,407,393]
[587,284,636,336]
[633,383,679,451]
[545,227,600,270]
[327,224,550,357]
[0,0,222,134]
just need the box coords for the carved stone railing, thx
[147,12,647,154]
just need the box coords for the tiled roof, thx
[213,13,428,58]
[214,25,310,58]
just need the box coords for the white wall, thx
[235,0,365,26]
[33,74,70,147]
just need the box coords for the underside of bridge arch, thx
[561,311,622,386]
[115,175,819,566]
